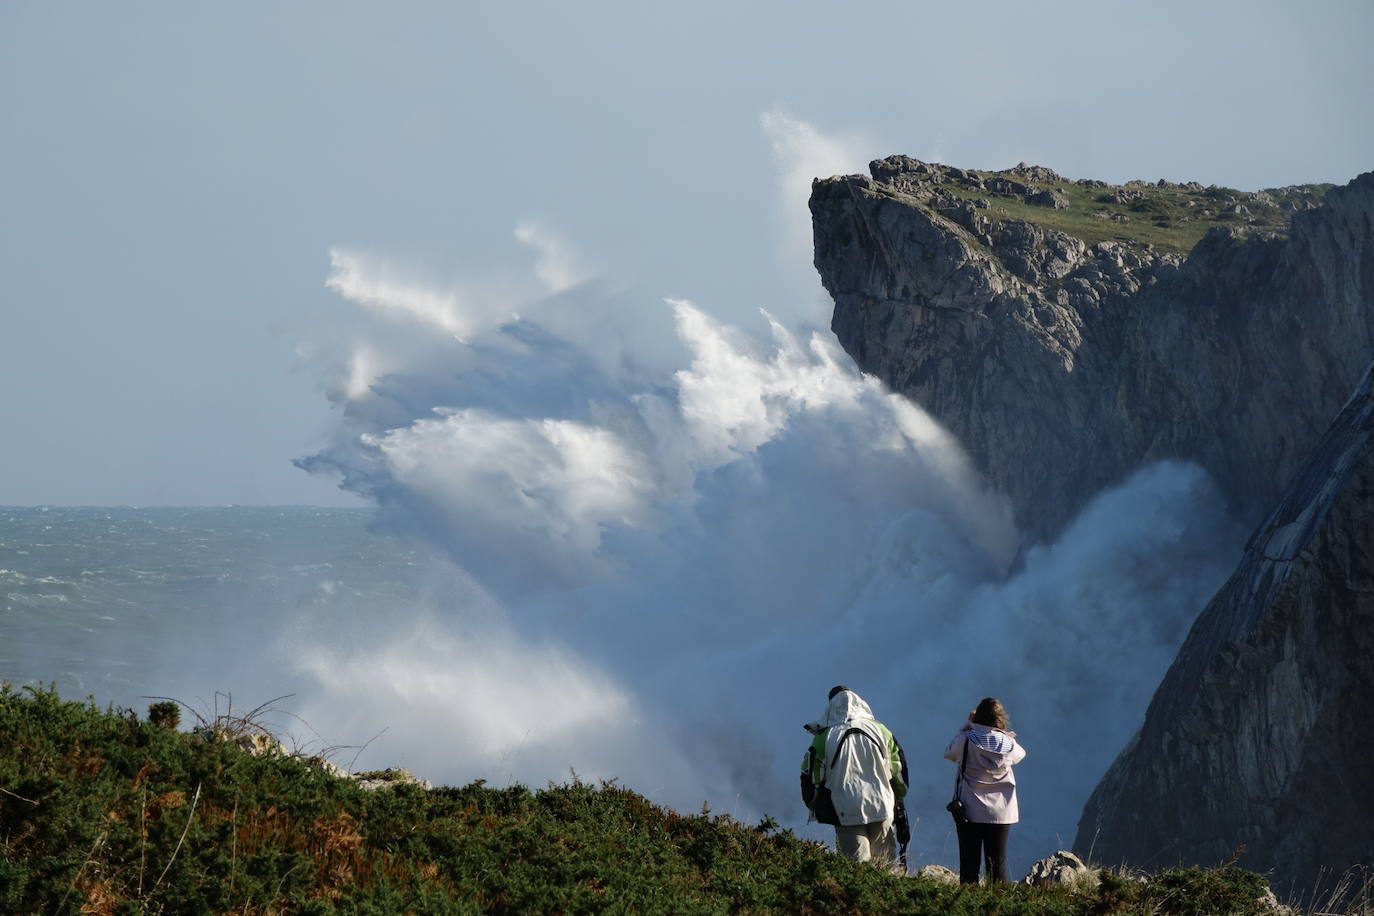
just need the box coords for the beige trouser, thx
[835,820,901,872]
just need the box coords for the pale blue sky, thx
[3,0,1371,505]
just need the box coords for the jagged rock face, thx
[1076,365,1374,890]
[811,160,1374,545]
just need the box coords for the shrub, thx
[147,700,180,729]
[0,684,1312,914]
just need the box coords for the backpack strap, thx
[827,726,886,776]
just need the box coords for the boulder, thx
[914,864,959,884]
[352,767,433,791]
[1102,188,1145,205]
[235,731,282,756]
[986,176,1032,198]
[1027,187,1069,209]
[1023,850,1094,887]
[307,755,351,779]
[1010,163,1064,183]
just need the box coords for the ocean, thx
[0,506,421,715]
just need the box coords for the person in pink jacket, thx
[944,697,1026,883]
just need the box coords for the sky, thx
[2,0,1372,505]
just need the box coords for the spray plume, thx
[296,205,1242,871]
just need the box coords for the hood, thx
[816,689,876,729]
[967,723,1019,762]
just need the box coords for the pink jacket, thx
[944,723,1026,824]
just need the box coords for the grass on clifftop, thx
[938,172,1332,254]
[0,684,1360,914]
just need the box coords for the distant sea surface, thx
[0,506,420,709]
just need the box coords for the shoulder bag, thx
[945,736,969,825]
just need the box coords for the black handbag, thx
[946,737,969,825]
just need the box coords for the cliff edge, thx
[811,160,1374,545]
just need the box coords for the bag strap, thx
[823,726,885,785]
[950,735,969,804]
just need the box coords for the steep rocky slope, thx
[1076,363,1374,890]
[811,160,1374,545]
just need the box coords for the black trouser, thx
[956,821,1011,884]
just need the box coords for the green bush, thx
[1137,866,1272,916]
[0,684,1302,914]
[147,701,181,730]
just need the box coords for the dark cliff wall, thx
[1076,364,1374,889]
[811,162,1374,546]
[812,159,1374,887]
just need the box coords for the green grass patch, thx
[930,171,1331,254]
[0,684,1323,914]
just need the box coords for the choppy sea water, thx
[0,506,420,712]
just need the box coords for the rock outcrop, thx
[914,863,959,885]
[1076,363,1374,890]
[811,160,1374,545]
[210,725,433,791]
[1023,850,1096,888]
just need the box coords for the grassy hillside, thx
[0,685,1353,914]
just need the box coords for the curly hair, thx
[971,697,1010,731]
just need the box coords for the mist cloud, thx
[514,220,591,295]
[326,248,466,338]
[298,252,1240,871]
[759,106,873,321]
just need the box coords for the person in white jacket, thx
[800,686,908,870]
[944,697,1026,884]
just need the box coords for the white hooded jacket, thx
[805,691,899,827]
[944,723,1026,824]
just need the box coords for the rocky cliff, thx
[811,158,1374,889]
[811,159,1374,545]
[1076,362,1374,889]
